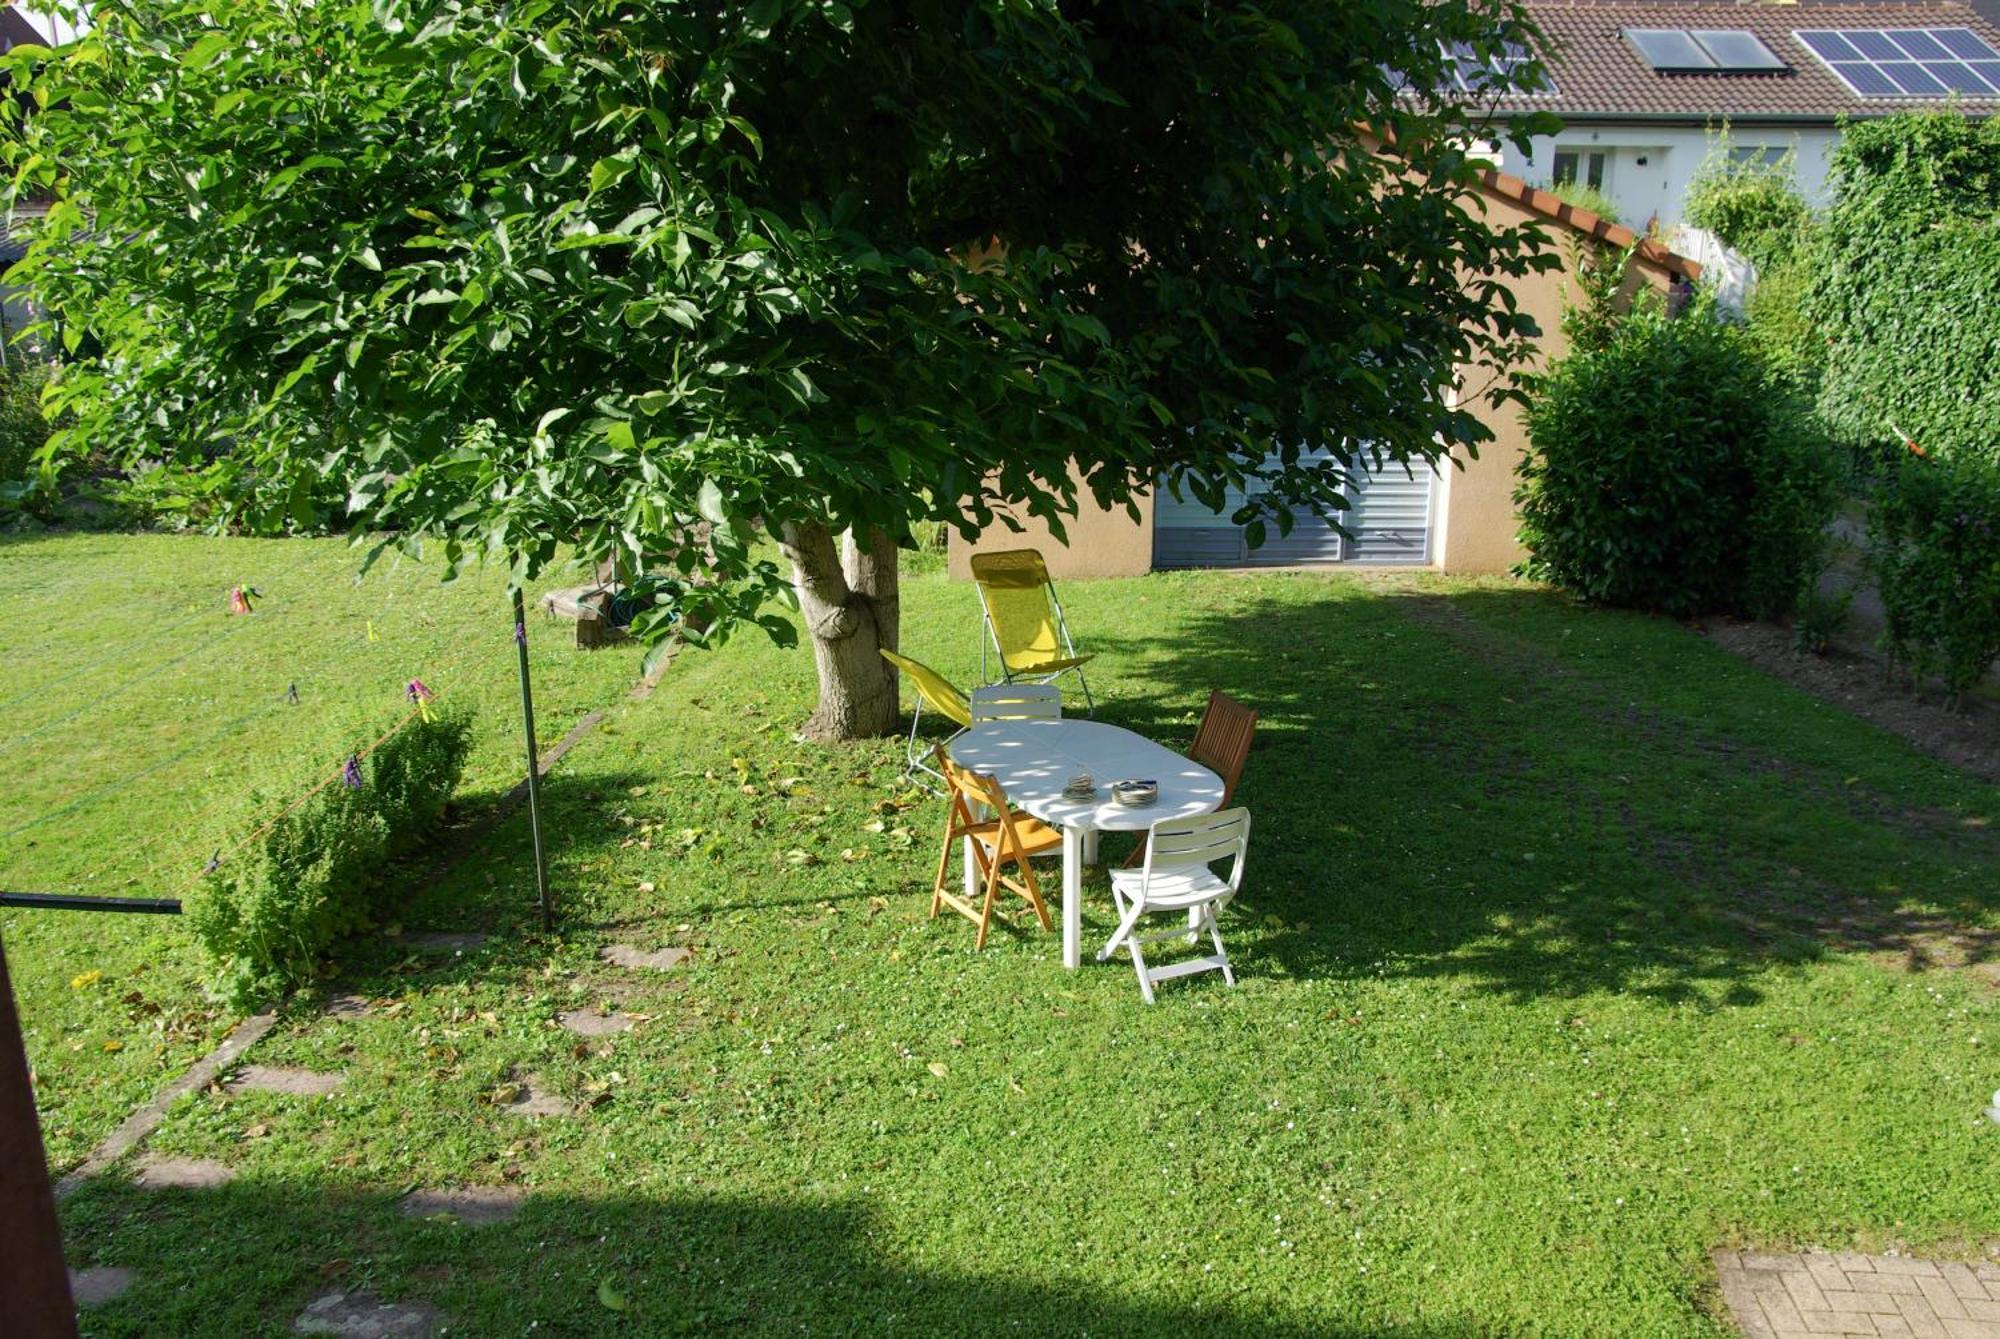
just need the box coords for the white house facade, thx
[1479,0,2000,232]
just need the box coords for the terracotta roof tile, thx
[1503,0,2000,120]
[1477,168,1704,278]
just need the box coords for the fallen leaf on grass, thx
[70,970,103,991]
[318,1259,351,1279]
[597,1280,629,1312]
[101,1039,123,1053]
[243,1123,270,1139]
[927,1061,949,1078]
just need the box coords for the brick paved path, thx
[1715,1249,2000,1337]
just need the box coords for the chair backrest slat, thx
[1188,690,1258,805]
[1144,807,1251,876]
[969,682,1062,723]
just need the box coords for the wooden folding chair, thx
[1126,689,1258,866]
[931,747,1060,949]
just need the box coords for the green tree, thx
[5,0,1557,739]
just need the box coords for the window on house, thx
[1552,150,1606,189]
[1728,145,1786,168]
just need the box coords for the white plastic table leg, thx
[1081,828,1100,866]
[1062,826,1083,970]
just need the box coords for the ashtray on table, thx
[1111,779,1158,807]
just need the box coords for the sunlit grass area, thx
[0,532,639,1169]
[16,539,2000,1334]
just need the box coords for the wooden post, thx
[0,935,79,1338]
[512,588,553,931]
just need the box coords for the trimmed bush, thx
[189,707,474,1008]
[1518,302,1837,619]
[1869,453,2000,696]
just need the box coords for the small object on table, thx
[1111,779,1158,807]
[1062,771,1096,801]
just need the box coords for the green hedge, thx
[189,706,474,1009]
[1518,300,1836,619]
[1809,113,2000,464]
[1869,453,2000,695]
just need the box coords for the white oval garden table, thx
[948,719,1225,969]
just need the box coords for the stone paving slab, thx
[324,993,377,1018]
[69,1266,136,1306]
[227,1064,346,1096]
[398,1185,525,1226]
[54,1011,276,1202]
[130,1155,236,1190]
[599,943,689,972]
[557,1008,634,1037]
[1716,1248,2000,1338]
[498,1073,568,1118]
[405,932,486,954]
[294,1290,446,1337]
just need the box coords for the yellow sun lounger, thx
[969,548,1094,714]
[879,649,972,791]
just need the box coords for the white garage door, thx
[1152,453,1435,569]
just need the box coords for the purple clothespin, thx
[342,754,364,789]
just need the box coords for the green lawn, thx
[16,537,2000,1336]
[0,532,638,1170]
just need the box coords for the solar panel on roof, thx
[1828,60,1902,96]
[1691,30,1788,71]
[1936,28,1997,60]
[1626,28,1716,70]
[1801,31,1863,61]
[1885,30,1952,60]
[1880,61,1948,94]
[1796,27,2000,98]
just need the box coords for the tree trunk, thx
[779,520,901,742]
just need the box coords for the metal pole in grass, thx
[512,586,554,931]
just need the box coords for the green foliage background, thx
[1808,112,2000,463]
[2,0,1558,647]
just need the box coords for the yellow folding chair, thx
[968,548,1094,713]
[879,649,973,792]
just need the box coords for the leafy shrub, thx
[1740,253,1824,393]
[1518,301,1837,619]
[0,360,56,521]
[1808,113,2000,465]
[188,707,474,1008]
[1868,453,2000,696]
[1792,583,1853,657]
[1685,141,1814,271]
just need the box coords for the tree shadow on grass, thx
[56,1173,1476,1337]
[1073,578,2000,1008]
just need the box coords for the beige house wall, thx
[948,168,1692,580]
[1436,186,1678,573]
[948,477,1154,580]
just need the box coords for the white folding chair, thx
[968,682,1062,723]
[1098,807,1250,1003]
